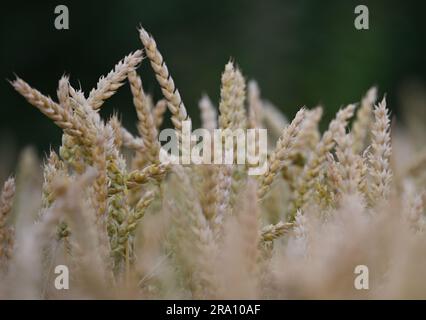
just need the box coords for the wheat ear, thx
[139,27,191,145]
[153,99,167,130]
[335,133,361,195]
[0,177,15,222]
[352,86,377,154]
[128,70,160,164]
[368,97,392,204]
[120,127,145,151]
[258,108,306,199]
[199,94,218,131]
[11,78,83,137]
[247,80,263,129]
[0,177,16,262]
[232,67,247,130]
[261,221,293,242]
[290,104,355,218]
[218,61,236,130]
[88,50,143,110]
[126,164,168,189]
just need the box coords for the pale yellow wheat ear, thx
[334,133,361,195]
[218,61,235,130]
[91,134,108,217]
[168,165,219,298]
[290,104,356,219]
[258,108,306,200]
[352,86,377,154]
[282,106,323,192]
[128,70,160,164]
[368,97,392,204]
[108,114,124,148]
[262,101,289,146]
[152,99,167,130]
[41,150,66,209]
[247,80,263,129]
[119,126,145,152]
[138,27,191,146]
[197,94,218,223]
[298,106,323,151]
[11,78,83,138]
[261,221,293,243]
[0,177,15,263]
[57,75,72,112]
[88,50,144,110]
[211,61,240,234]
[233,67,247,130]
[234,179,260,280]
[0,177,15,220]
[199,94,217,131]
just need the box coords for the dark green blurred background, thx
[1,0,425,157]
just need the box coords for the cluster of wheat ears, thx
[1,27,426,299]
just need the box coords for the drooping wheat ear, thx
[261,221,293,242]
[247,80,263,129]
[290,104,355,219]
[11,78,83,138]
[352,86,377,154]
[199,94,218,131]
[335,133,361,195]
[368,97,392,204]
[88,50,143,110]
[128,70,160,164]
[139,27,191,144]
[126,163,168,189]
[152,99,167,130]
[258,108,306,200]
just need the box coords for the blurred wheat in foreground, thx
[1,27,426,299]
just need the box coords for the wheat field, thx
[1,26,426,299]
